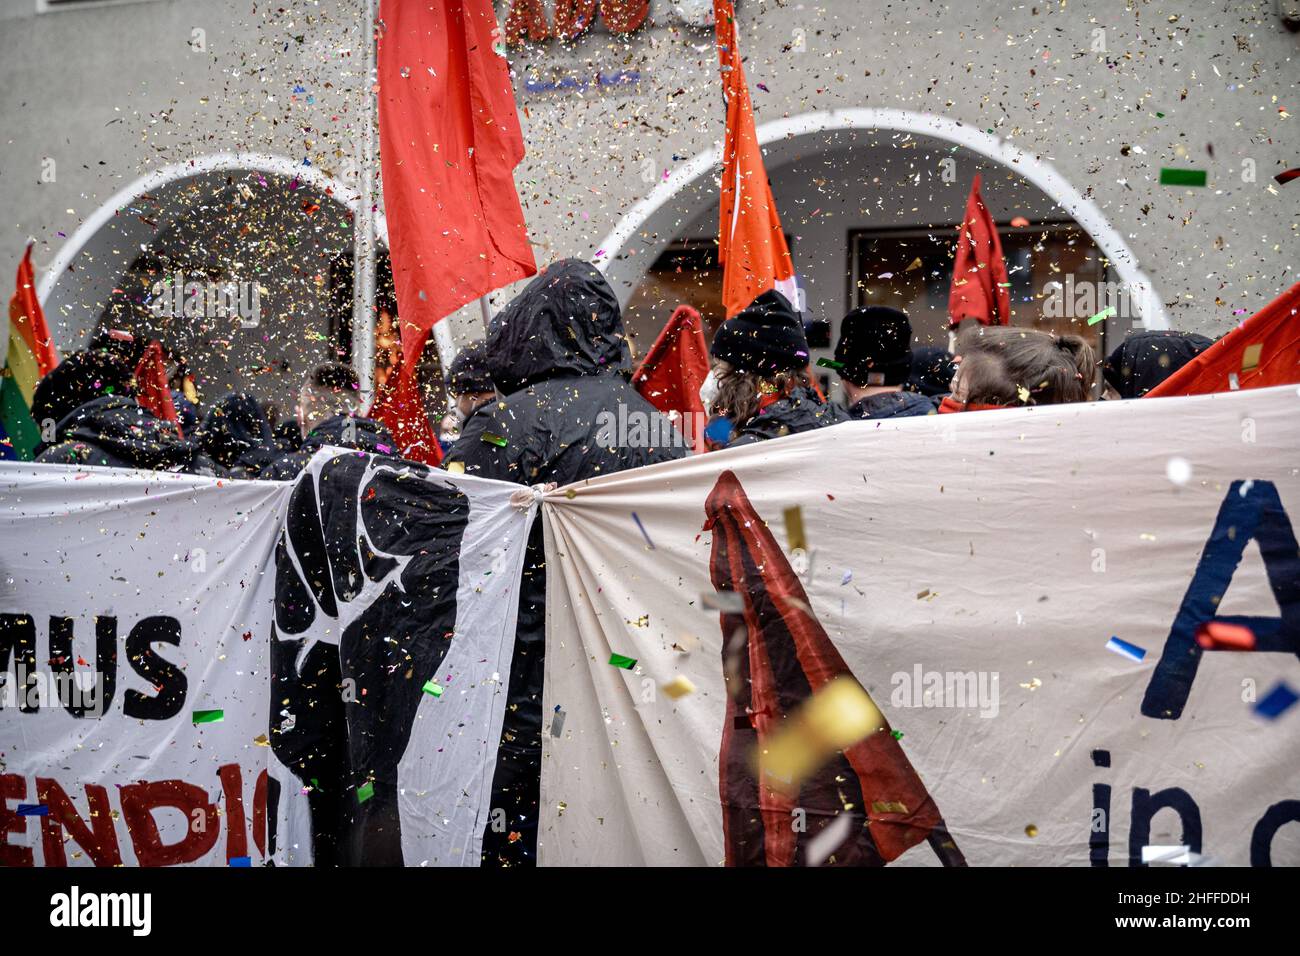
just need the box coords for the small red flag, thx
[134,340,182,438]
[632,305,710,452]
[1145,282,1300,398]
[948,174,1011,328]
[368,324,443,467]
[377,0,536,370]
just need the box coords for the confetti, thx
[609,653,638,670]
[815,357,844,370]
[481,432,509,447]
[805,811,855,867]
[192,709,224,724]
[1195,621,1256,650]
[17,804,49,816]
[631,511,656,549]
[1159,167,1207,187]
[1024,824,1039,838]
[357,781,375,803]
[550,708,566,737]
[782,505,806,553]
[757,676,884,794]
[422,680,443,697]
[1165,457,1192,486]
[702,590,746,613]
[1241,343,1263,372]
[1274,168,1300,186]
[661,675,696,699]
[1087,305,1116,326]
[1141,845,1191,865]
[1254,682,1298,720]
[1105,636,1147,662]
[229,856,252,867]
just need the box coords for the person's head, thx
[834,306,913,403]
[949,326,1097,408]
[484,258,630,396]
[198,392,273,468]
[1102,330,1213,399]
[31,348,137,434]
[907,345,958,398]
[445,341,495,420]
[706,289,810,423]
[297,361,361,436]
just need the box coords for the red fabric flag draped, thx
[632,305,710,452]
[713,0,797,317]
[948,174,1011,328]
[1145,282,1300,398]
[377,0,536,372]
[134,340,182,437]
[9,245,58,377]
[369,332,443,466]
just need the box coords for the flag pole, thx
[352,0,378,407]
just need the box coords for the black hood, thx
[847,389,939,420]
[1103,330,1213,399]
[485,259,631,396]
[198,392,274,469]
[42,396,207,471]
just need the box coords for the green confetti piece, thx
[192,709,224,724]
[1159,167,1206,187]
[481,432,508,448]
[422,680,443,698]
[357,781,375,804]
[1087,306,1117,326]
[815,357,844,370]
[1155,111,1165,118]
[891,729,904,740]
[609,653,637,670]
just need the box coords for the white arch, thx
[595,108,1167,330]
[35,151,458,360]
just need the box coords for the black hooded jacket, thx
[197,392,280,478]
[444,259,688,867]
[259,414,395,482]
[727,385,851,447]
[35,396,219,475]
[1103,330,1214,399]
[846,389,939,420]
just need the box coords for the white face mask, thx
[699,369,721,413]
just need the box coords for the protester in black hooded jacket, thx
[706,289,850,446]
[197,392,280,478]
[444,258,688,867]
[1102,329,1213,399]
[32,349,219,475]
[834,306,939,420]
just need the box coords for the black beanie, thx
[31,349,136,429]
[446,341,494,395]
[710,290,809,374]
[835,306,913,387]
[1103,330,1213,399]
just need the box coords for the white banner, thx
[539,386,1300,866]
[0,450,535,868]
[0,465,284,866]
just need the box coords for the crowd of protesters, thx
[17,256,1217,867]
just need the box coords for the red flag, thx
[8,244,59,377]
[1146,282,1300,398]
[713,0,797,317]
[134,340,182,438]
[368,325,443,467]
[705,469,965,867]
[948,174,1011,328]
[377,0,537,369]
[632,305,710,452]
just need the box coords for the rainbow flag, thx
[1,245,59,460]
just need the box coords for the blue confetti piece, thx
[17,804,49,816]
[1254,682,1298,720]
[229,856,252,867]
[631,512,655,550]
[704,416,733,445]
[1105,636,1146,662]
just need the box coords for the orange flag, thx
[713,0,797,318]
[134,340,182,438]
[948,174,1011,328]
[1146,282,1300,398]
[633,305,710,452]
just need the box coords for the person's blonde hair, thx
[959,327,1097,406]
